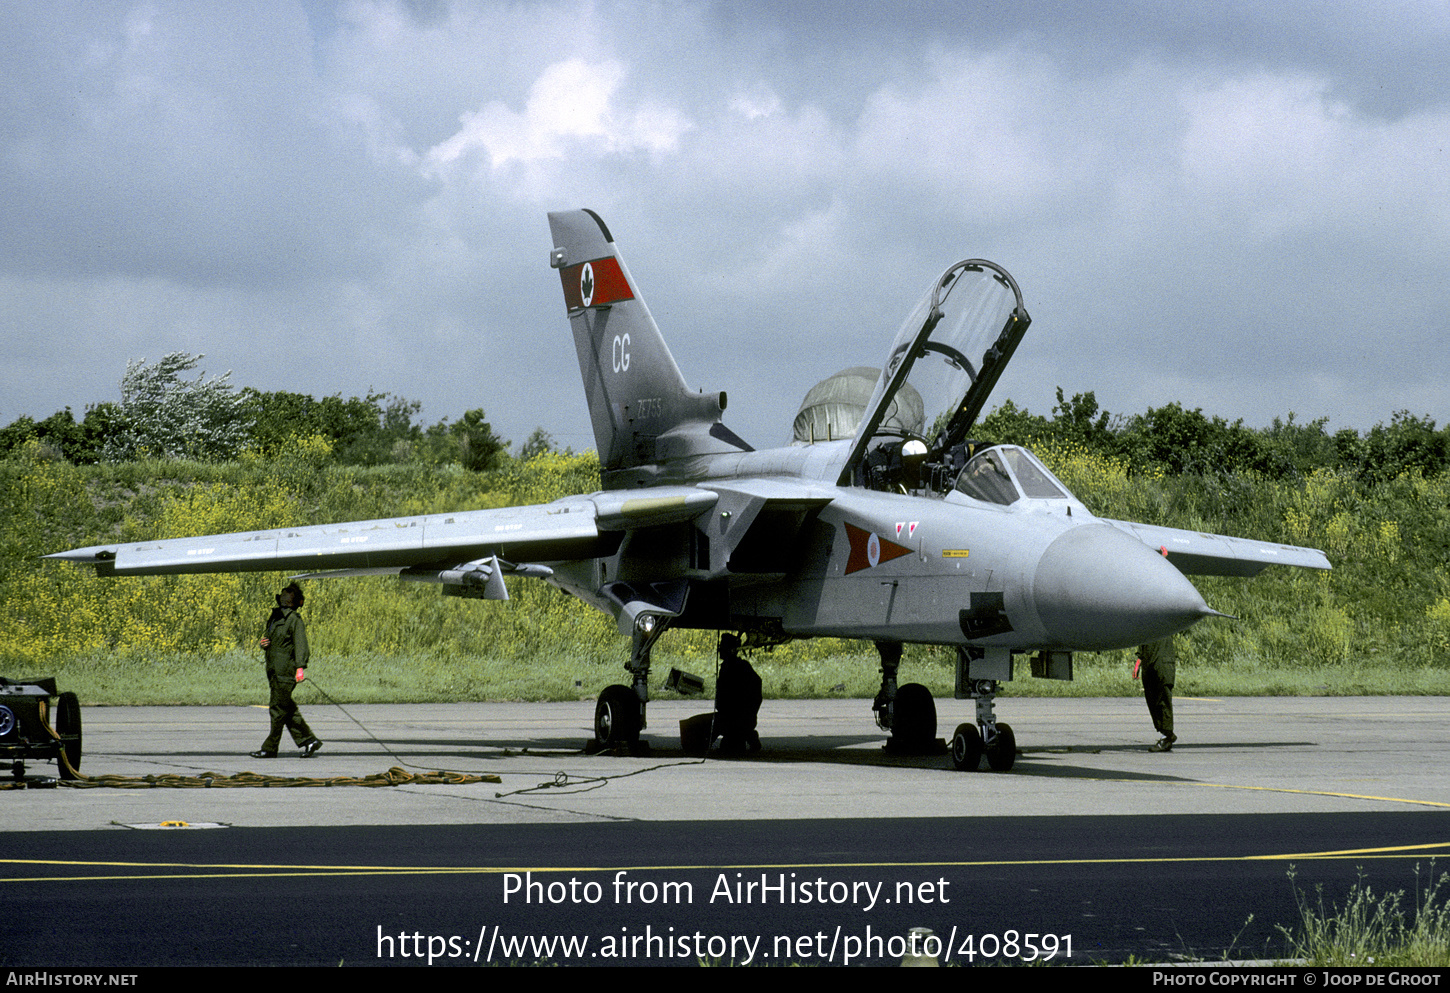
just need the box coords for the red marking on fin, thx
[560,256,634,310]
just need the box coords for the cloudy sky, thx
[4,1,1447,454]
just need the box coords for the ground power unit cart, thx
[0,677,82,780]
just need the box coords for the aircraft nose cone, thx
[1032,524,1212,650]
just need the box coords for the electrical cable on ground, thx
[303,674,712,798]
[494,756,707,799]
[19,674,705,792]
[26,674,509,789]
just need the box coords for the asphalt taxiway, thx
[5,696,1449,966]
[4,695,1446,829]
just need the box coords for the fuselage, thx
[552,440,1214,654]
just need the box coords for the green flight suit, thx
[1139,637,1176,739]
[260,604,316,751]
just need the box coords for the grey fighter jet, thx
[49,209,1330,770]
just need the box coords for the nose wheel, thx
[985,722,1016,771]
[950,723,982,771]
[951,679,1016,772]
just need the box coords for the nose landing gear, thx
[949,643,1019,772]
[950,679,1014,772]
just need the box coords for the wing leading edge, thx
[1102,518,1332,577]
[46,487,720,578]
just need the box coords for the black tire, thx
[951,723,983,772]
[892,683,936,747]
[986,722,1016,772]
[56,691,82,777]
[594,685,640,746]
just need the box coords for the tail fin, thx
[548,209,750,484]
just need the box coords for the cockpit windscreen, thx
[954,445,1070,505]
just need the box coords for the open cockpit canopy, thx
[839,259,1029,486]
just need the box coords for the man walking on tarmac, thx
[250,582,322,759]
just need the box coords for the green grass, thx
[1277,865,1450,967]
[7,446,1450,705]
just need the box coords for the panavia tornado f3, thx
[50,209,1330,770]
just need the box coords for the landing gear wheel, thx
[985,722,1016,772]
[594,684,640,747]
[892,683,936,750]
[951,723,983,772]
[56,691,82,778]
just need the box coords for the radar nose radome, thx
[1032,524,1214,650]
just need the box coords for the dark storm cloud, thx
[1,1,1445,443]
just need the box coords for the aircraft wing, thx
[1102,518,1331,577]
[46,487,719,578]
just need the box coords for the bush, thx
[104,353,253,462]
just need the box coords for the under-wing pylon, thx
[49,209,1330,770]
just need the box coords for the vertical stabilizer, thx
[548,209,750,484]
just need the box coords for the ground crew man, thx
[714,634,762,753]
[250,582,322,758]
[1138,636,1176,752]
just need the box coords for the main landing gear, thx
[872,642,942,754]
[590,609,672,753]
[593,684,640,749]
[591,626,765,756]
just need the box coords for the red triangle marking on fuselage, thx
[845,522,912,575]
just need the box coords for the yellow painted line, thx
[0,858,461,870]
[2,870,486,883]
[1247,842,1450,860]
[1017,772,1449,811]
[1195,782,1450,809]
[6,845,1450,884]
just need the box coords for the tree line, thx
[3,355,1446,483]
[979,388,1448,483]
[0,352,558,471]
